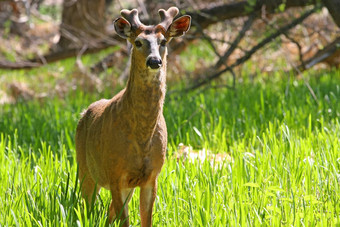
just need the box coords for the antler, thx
[158,7,179,30]
[120,9,143,30]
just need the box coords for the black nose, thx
[146,57,162,69]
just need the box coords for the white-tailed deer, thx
[75,7,191,227]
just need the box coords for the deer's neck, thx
[121,52,167,142]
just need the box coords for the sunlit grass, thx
[0,67,339,226]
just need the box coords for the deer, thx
[75,6,191,227]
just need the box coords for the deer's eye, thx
[135,40,142,47]
[160,39,167,47]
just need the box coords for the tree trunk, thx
[322,0,340,27]
[57,0,106,49]
[0,1,29,35]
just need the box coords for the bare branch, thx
[284,34,306,69]
[192,20,221,58]
[215,13,256,69]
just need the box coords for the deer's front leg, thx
[109,187,134,227]
[140,179,158,227]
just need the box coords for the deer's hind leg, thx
[76,120,101,207]
[78,166,101,207]
[76,141,100,206]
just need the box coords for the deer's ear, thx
[114,17,131,39]
[167,15,191,38]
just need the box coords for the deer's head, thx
[114,7,191,70]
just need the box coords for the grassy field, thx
[0,55,339,226]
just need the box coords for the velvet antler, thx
[158,7,179,31]
[120,8,143,30]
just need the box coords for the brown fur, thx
[75,7,190,227]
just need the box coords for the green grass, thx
[0,66,339,226]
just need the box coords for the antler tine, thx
[120,9,143,30]
[158,7,179,30]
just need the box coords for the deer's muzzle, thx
[146,57,162,69]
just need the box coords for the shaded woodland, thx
[0,0,339,92]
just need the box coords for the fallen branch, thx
[302,36,340,70]
[0,61,42,69]
[36,39,122,63]
[0,35,124,70]
[186,0,317,30]
[185,6,319,91]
